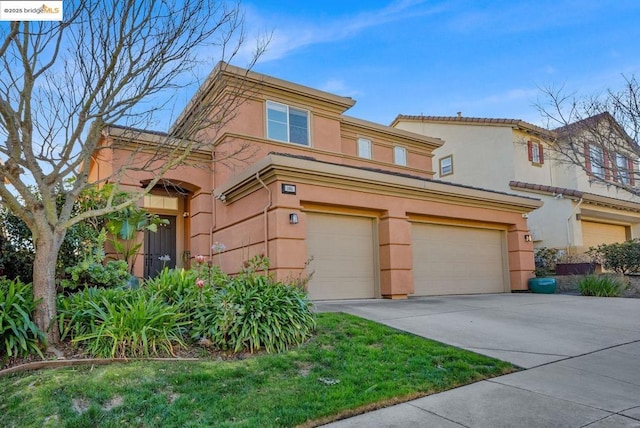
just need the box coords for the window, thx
[144,195,179,210]
[439,155,453,176]
[527,140,544,164]
[266,101,309,146]
[357,138,372,159]
[616,153,630,184]
[394,146,407,166]
[588,145,605,179]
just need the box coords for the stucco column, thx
[507,224,536,291]
[379,212,412,299]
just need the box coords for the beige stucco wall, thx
[394,121,515,192]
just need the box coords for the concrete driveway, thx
[315,294,640,427]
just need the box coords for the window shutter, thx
[538,143,544,165]
[629,158,636,187]
[527,141,533,161]
[584,142,592,175]
[604,151,611,181]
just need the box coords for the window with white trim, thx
[266,101,309,146]
[394,146,407,166]
[439,155,453,176]
[589,145,605,179]
[357,138,372,159]
[527,140,544,164]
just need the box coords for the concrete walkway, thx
[315,294,640,427]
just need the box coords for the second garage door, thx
[581,221,628,249]
[306,212,376,300]
[412,223,506,296]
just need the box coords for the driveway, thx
[315,294,640,427]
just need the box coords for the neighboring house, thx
[391,114,640,255]
[91,64,542,299]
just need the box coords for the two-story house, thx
[91,64,542,299]
[391,114,640,255]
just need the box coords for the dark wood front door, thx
[144,215,177,278]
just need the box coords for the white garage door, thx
[306,212,376,300]
[582,221,627,249]
[412,223,506,296]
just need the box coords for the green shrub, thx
[577,274,627,297]
[59,288,188,357]
[534,247,559,276]
[193,257,315,353]
[60,257,130,290]
[587,240,640,274]
[0,278,44,361]
[58,287,133,340]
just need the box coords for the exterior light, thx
[524,234,532,242]
[289,213,299,224]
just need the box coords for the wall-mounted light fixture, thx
[524,234,532,242]
[289,213,299,224]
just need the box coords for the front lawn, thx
[0,312,515,427]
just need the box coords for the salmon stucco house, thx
[90,63,542,299]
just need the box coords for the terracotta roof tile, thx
[392,115,552,138]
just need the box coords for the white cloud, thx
[242,1,445,63]
[480,88,539,105]
[318,79,360,97]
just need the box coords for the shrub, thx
[577,274,627,297]
[0,278,44,361]
[587,240,640,274]
[60,257,130,291]
[193,256,316,353]
[58,287,132,340]
[534,247,559,276]
[59,287,188,357]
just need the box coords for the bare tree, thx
[537,76,640,196]
[0,0,265,345]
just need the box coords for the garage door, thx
[306,212,376,300]
[412,223,506,296]
[582,221,627,249]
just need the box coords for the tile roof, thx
[510,180,640,212]
[392,114,552,137]
[509,181,584,198]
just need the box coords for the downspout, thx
[255,172,272,266]
[567,198,584,253]
[209,152,216,262]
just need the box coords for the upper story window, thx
[527,140,544,165]
[616,153,630,184]
[266,101,309,146]
[394,146,407,166]
[357,138,372,159]
[439,155,453,176]
[588,145,605,179]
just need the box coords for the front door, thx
[144,215,177,278]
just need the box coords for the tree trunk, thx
[32,228,64,345]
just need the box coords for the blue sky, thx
[235,0,640,127]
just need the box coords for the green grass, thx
[0,313,515,427]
